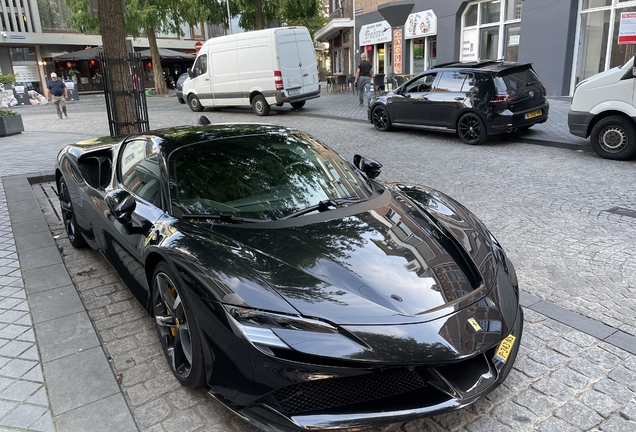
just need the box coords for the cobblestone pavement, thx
[0,95,635,431]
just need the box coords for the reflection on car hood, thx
[210,187,496,326]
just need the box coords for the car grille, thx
[271,368,428,414]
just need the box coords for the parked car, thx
[369,60,549,145]
[176,72,188,104]
[568,55,636,160]
[183,26,320,116]
[55,121,523,432]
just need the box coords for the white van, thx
[568,56,636,160]
[182,27,320,116]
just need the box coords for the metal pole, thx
[226,0,232,34]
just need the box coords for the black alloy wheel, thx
[188,94,203,112]
[372,105,392,132]
[590,116,636,161]
[252,94,271,116]
[291,101,306,109]
[57,177,87,248]
[152,262,206,388]
[458,113,487,145]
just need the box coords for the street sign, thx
[618,12,636,44]
[195,41,203,51]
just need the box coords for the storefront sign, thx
[359,21,392,46]
[404,10,437,39]
[12,65,40,83]
[8,35,25,39]
[461,29,478,61]
[393,29,403,74]
[618,12,636,44]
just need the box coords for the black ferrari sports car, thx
[55,122,523,431]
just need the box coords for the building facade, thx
[348,0,636,96]
[0,0,212,95]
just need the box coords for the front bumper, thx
[236,306,524,432]
[567,110,594,138]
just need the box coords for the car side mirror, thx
[105,189,136,223]
[353,154,382,179]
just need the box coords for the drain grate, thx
[604,206,636,218]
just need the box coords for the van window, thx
[193,54,207,76]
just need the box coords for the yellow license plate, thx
[525,110,542,119]
[494,334,516,363]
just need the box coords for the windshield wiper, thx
[281,197,363,220]
[181,213,266,224]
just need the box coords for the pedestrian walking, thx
[46,72,68,119]
[354,53,373,106]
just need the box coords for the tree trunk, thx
[97,0,138,135]
[255,0,263,30]
[147,26,168,95]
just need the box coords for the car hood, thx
[195,187,498,326]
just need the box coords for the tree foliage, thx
[232,0,323,32]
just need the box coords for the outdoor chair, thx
[337,75,347,93]
[373,73,385,92]
[385,72,394,90]
[393,75,407,89]
[347,75,356,95]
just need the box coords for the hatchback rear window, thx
[494,67,542,95]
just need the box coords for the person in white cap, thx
[46,72,68,119]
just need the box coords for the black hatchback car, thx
[368,60,549,145]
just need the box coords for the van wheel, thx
[590,116,636,160]
[458,113,487,145]
[252,95,270,116]
[188,95,203,112]
[291,101,305,109]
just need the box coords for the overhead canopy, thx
[137,48,196,60]
[53,47,104,61]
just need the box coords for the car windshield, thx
[168,132,375,221]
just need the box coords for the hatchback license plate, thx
[525,110,542,120]
[494,334,516,363]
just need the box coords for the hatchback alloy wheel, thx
[458,113,487,145]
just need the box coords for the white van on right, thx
[568,56,636,160]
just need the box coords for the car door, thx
[105,137,166,295]
[426,71,471,127]
[389,73,438,124]
[189,53,214,106]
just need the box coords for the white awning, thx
[315,19,354,42]
[404,10,437,39]
[359,20,392,46]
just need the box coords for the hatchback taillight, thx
[542,84,547,96]
[488,94,519,105]
[274,70,283,90]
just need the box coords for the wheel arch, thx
[454,109,487,131]
[587,110,634,138]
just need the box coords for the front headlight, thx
[225,305,338,355]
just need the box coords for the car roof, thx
[429,59,533,73]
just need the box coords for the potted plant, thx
[0,107,24,136]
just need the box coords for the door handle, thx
[205,78,209,81]
[454,97,464,101]
[303,73,309,77]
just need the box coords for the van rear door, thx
[276,28,318,96]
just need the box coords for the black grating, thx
[271,368,427,414]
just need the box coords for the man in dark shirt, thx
[354,53,373,105]
[46,72,68,119]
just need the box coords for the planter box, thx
[0,114,24,137]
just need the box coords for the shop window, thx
[505,26,520,61]
[37,0,75,31]
[610,6,636,68]
[464,4,478,27]
[480,1,501,25]
[413,39,425,73]
[575,10,611,84]
[583,0,612,8]
[480,29,499,60]
[505,0,522,21]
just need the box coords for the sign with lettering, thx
[619,12,636,44]
[359,21,392,46]
[393,29,403,75]
[404,10,437,40]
